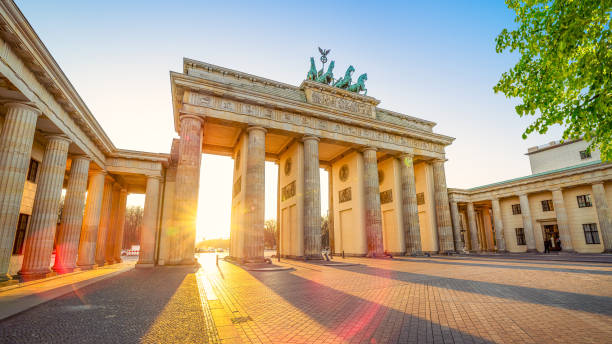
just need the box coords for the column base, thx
[526,249,538,253]
[19,270,57,282]
[243,257,266,264]
[135,262,155,268]
[603,249,612,253]
[77,264,98,270]
[495,250,507,254]
[304,254,324,260]
[52,267,81,274]
[438,250,456,255]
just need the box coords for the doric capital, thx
[360,146,377,153]
[398,152,414,159]
[146,174,163,181]
[246,126,267,134]
[302,135,320,143]
[179,114,204,124]
[71,154,91,162]
[45,133,72,145]
[3,101,41,116]
[592,181,605,186]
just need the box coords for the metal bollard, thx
[342,250,345,259]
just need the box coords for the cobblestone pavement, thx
[0,266,210,344]
[1,254,611,344]
[199,254,612,344]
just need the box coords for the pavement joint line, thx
[196,269,222,343]
[0,263,135,321]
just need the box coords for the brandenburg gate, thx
[156,57,456,264]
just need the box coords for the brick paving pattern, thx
[1,254,611,343]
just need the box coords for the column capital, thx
[179,114,204,124]
[112,182,122,190]
[3,101,42,116]
[301,135,320,143]
[398,152,414,159]
[89,170,107,177]
[44,133,72,145]
[550,187,563,192]
[360,146,377,153]
[70,154,91,162]
[246,126,267,134]
[145,174,163,181]
[592,181,605,186]
[431,158,447,164]
[120,188,128,195]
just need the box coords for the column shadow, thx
[0,266,206,344]
[326,264,612,316]
[393,257,612,275]
[421,255,612,268]
[249,270,496,344]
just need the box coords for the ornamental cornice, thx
[171,73,454,154]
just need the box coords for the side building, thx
[448,139,612,254]
[0,1,168,281]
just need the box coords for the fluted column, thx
[20,135,71,280]
[105,183,121,264]
[362,147,384,257]
[76,171,106,269]
[327,166,335,254]
[551,188,573,252]
[491,198,506,252]
[399,154,422,255]
[173,115,203,264]
[303,136,321,259]
[0,102,41,281]
[94,177,114,265]
[592,182,612,252]
[519,193,536,251]
[138,176,161,266]
[449,200,464,252]
[53,156,90,273]
[466,202,479,252]
[244,126,266,262]
[113,189,128,263]
[432,159,454,253]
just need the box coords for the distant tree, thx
[494,0,611,160]
[123,206,143,249]
[264,219,277,249]
[321,215,329,249]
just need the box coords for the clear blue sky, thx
[16,1,564,239]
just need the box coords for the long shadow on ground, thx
[249,269,495,344]
[0,267,206,344]
[326,264,612,316]
[393,257,612,275]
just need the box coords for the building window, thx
[511,204,521,215]
[541,200,554,212]
[515,228,526,245]
[582,223,600,244]
[576,195,592,208]
[26,159,39,183]
[416,192,425,205]
[579,150,591,160]
[12,214,29,254]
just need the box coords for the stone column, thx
[519,193,537,251]
[303,136,321,259]
[466,202,479,252]
[94,177,114,266]
[105,183,121,264]
[327,166,335,254]
[551,188,573,252]
[449,200,464,252]
[0,102,41,281]
[20,135,71,280]
[53,156,90,273]
[112,189,128,262]
[362,147,385,257]
[399,154,422,255]
[138,176,161,266]
[491,198,506,252]
[592,182,612,252]
[173,115,203,264]
[244,126,266,262]
[432,159,454,253]
[76,171,106,269]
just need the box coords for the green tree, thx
[494,0,611,160]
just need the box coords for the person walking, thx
[544,238,550,253]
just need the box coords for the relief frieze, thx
[281,181,296,201]
[339,187,352,203]
[189,92,445,153]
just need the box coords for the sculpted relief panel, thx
[187,91,445,155]
[310,91,374,118]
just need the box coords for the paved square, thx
[1,254,611,344]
